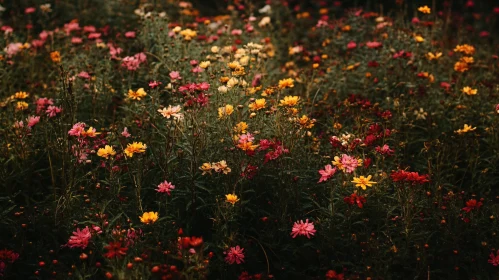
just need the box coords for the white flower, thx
[259,4,271,14]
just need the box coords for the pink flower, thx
[231,29,243,36]
[489,250,499,266]
[495,104,499,114]
[125,31,136,38]
[67,226,91,249]
[25,7,36,14]
[190,60,198,66]
[251,74,262,87]
[88,33,101,39]
[78,71,91,79]
[39,31,49,41]
[366,41,382,49]
[291,219,316,239]
[149,81,162,88]
[31,39,45,48]
[156,180,175,195]
[36,97,53,114]
[340,154,359,173]
[375,144,394,156]
[64,22,81,35]
[411,17,420,24]
[46,106,62,118]
[238,133,255,144]
[27,116,40,127]
[5,43,22,57]
[347,41,357,49]
[318,164,337,183]
[107,43,122,59]
[121,127,131,138]
[83,26,96,33]
[192,66,204,73]
[68,122,86,137]
[169,71,182,80]
[224,246,245,264]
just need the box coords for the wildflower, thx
[50,51,61,63]
[455,124,476,135]
[225,194,239,205]
[375,144,395,156]
[156,181,175,195]
[200,163,212,175]
[454,44,475,55]
[344,193,367,208]
[68,122,86,137]
[454,61,469,72]
[179,237,204,249]
[97,145,116,159]
[15,101,28,111]
[248,98,266,111]
[121,127,131,138]
[291,219,317,239]
[45,105,62,117]
[127,88,147,100]
[234,122,248,134]
[67,227,91,249]
[414,108,427,120]
[462,199,482,212]
[218,104,234,119]
[418,5,431,14]
[169,71,182,80]
[124,142,147,157]
[213,160,231,174]
[27,116,40,127]
[347,41,357,49]
[297,115,315,129]
[426,52,442,61]
[414,35,424,43]
[333,154,361,173]
[179,28,197,40]
[225,246,245,264]
[158,105,183,120]
[103,242,128,259]
[461,86,477,95]
[81,126,100,138]
[390,170,429,185]
[351,175,376,190]
[496,104,499,114]
[318,164,337,183]
[278,78,294,89]
[489,250,499,266]
[139,212,159,224]
[280,96,300,107]
[325,270,345,280]
[13,91,29,99]
[460,56,474,64]
[366,41,382,49]
[218,85,228,93]
[199,61,211,68]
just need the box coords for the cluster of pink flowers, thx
[178,82,210,93]
[107,43,123,59]
[224,246,245,264]
[156,180,175,195]
[121,52,146,71]
[291,219,317,239]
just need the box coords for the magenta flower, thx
[489,250,499,266]
[318,164,337,183]
[156,180,175,195]
[224,246,245,264]
[27,116,40,127]
[169,71,182,80]
[67,226,91,249]
[68,122,86,137]
[291,219,317,239]
[46,105,62,118]
[121,127,131,138]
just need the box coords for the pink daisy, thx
[156,180,175,195]
[224,246,245,264]
[291,219,317,239]
[340,154,358,173]
[67,226,91,249]
[318,164,337,183]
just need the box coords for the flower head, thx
[225,194,240,205]
[318,164,337,183]
[67,227,91,249]
[248,98,266,111]
[97,145,116,159]
[218,104,234,119]
[278,78,294,89]
[158,105,183,120]
[224,246,245,264]
[103,242,128,259]
[461,86,477,96]
[156,180,175,195]
[455,124,476,135]
[291,219,317,239]
[279,96,300,107]
[351,175,376,190]
[140,212,159,224]
[418,5,431,14]
[127,88,147,100]
[124,142,147,157]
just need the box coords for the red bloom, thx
[462,199,483,213]
[390,170,429,185]
[344,193,367,208]
[103,242,128,259]
[489,250,499,266]
[326,270,344,280]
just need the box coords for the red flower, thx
[489,250,499,266]
[103,242,128,259]
[326,270,344,279]
[390,170,429,185]
[344,193,367,208]
[462,199,482,213]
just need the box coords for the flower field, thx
[1,0,499,279]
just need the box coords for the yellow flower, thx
[200,163,212,175]
[179,28,197,40]
[461,86,477,96]
[50,51,61,63]
[124,142,147,157]
[15,101,28,111]
[127,88,147,100]
[237,141,259,151]
[426,52,442,61]
[414,35,424,43]
[213,160,231,174]
[297,115,315,129]
[248,98,266,111]
[140,212,159,224]
[418,5,431,14]
[351,175,377,190]
[234,122,248,134]
[225,194,239,205]
[12,91,29,99]
[199,61,211,69]
[280,96,300,107]
[227,61,240,69]
[81,127,101,138]
[455,124,476,135]
[332,156,344,171]
[218,104,234,119]
[454,44,475,55]
[97,145,116,159]
[278,78,294,89]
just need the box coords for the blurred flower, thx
[140,212,159,224]
[278,78,294,89]
[103,242,128,259]
[344,193,366,208]
[418,6,431,14]
[414,108,427,120]
[454,44,475,55]
[225,194,239,205]
[45,105,62,117]
[225,246,245,264]
[455,124,476,135]
[124,142,147,157]
[489,250,499,266]
[325,270,345,280]
[352,175,376,190]
[462,199,482,213]
[249,98,266,111]
[121,127,131,138]
[218,104,234,119]
[291,219,316,239]
[414,35,424,43]
[50,51,61,63]
[426,52,442,61]
[461,86,477,95]
[127,88,147,100]
[279,96,300,107]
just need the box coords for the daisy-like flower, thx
[454,44,475,55]
[414,35,424,43]
[218,104,234,119]
[67,226,91,249]
[414,108,427,120]
[139,211,159,224]
[225,194,239,205]
[224,246,245,264]
[158,105,183,120]
[248,98,266,111]
[455,124,476,134]
[199,162,212,175]
[127,88,147,100]
[124,142,147,157]
[234,122,248,134]
[351,175,377,190]
[461,86,477,96]
[279,96,300,107]
[156,180,175,195]
[417,5,431,14]
[332,154,360,173]
[103,242,128,259]
[213,160,231,174]
[12,91,29,99]
[278,78,294,89]
[81,126,100,138]
[318,164,337,183]
[426,52,442,61]
[97,145,116,159]
[15,101,29,111]
[290,219,317,239]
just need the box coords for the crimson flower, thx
[103,242,128,259]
